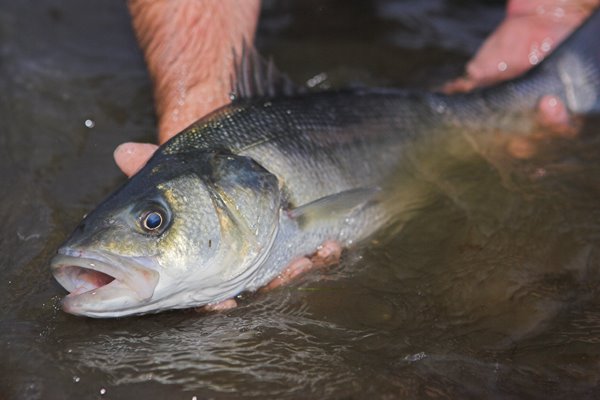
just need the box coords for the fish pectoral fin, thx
[288,187,380,222]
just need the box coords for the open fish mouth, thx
[50,248,160,317]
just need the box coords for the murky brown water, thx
[2,1,600,399]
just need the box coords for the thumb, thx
[113,142,159,177]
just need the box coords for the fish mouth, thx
[50,248,160,317]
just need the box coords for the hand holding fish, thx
[117,0,598,176]
[114,0,261,177]
[114,0,344,313]
[444,0,599,93]
[442,0,599,158]
[50,2,600,317]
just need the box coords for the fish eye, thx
[141,210,164,232]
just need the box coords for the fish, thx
[50,10,600,317]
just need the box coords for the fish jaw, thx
[50,248,160,317]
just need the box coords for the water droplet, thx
[100,388,107,395]
[306,72,328,88]
[528,53,540,65]
[497,61,507,72]
[553,7,565,18]
[541,38,552,53]
[84,119,95,128]
[532,167,547,178]
[529,42,542,65]
[72,376,80,383]
[404,352,427,362]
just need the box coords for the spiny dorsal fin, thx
[230,40,303,100]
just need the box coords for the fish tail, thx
[535,7,600,114]
[455,9,600,120]
[485,8,600,116]
[445,9,600,138]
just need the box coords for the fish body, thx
[51,11,600,317]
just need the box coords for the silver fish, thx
[50,11,600,317]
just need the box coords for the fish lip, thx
[50,247,160,316]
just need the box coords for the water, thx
[2,0,600,398]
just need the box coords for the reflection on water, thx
[63,298,366,397]
[2,0,600,399]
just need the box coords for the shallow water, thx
[2,0,600,399]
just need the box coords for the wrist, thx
[128,0,260,142]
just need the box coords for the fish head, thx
[51,150,282,317]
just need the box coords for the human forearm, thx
[128,0,260,142]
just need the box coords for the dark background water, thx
[2,0,600,399]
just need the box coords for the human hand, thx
[443,0,598,159]
[115,0,260,177]
[114,142,158,177]
[443,0,599,93]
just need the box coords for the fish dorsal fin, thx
[288,187,380,222]
[230,40,303,100]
